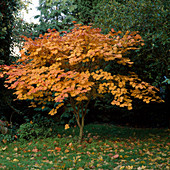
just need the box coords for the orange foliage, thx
[0,24,163,116]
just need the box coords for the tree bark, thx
[79,125,83,143]
[78,115,85,143]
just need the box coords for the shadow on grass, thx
[58,123,169,142]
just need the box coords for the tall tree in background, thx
[34,0,103,35]
[73,0,100,25]
[0,0,32,123]
[0,0,19,65]
[0,0,21,119]
[34,0,77,35]
[94,0,169,86]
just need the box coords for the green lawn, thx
[0,124,169,169]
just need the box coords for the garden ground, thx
[0,124,169,169]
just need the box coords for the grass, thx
[0,123,169,169]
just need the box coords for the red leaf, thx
[55,147,61,152]
[113,154,119,159]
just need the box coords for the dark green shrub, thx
[17,122,53,141]
[94,0,169,85]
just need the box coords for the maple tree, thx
[0,24,163,143]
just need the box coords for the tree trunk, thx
[78,115,85,143]
[79,125,84,143]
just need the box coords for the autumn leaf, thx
[68,143,73,147]
[78,168,84,170]
[55,147,61,152]
[32,148,39,152]
[13,159,19,162]
[14,147,18,152]
[2,139,7,144]
[65,124,70,130]
[65,149,69,153]
[57,134,61,138]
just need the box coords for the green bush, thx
[17,122,52,141]
[0,134,16,143]
[17,113,57,141]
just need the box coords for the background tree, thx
[33,0,103,36]
[94,0,169,85]
[0,0,33,127]
[73,0,101,25]
[0,0,21,122]
[33,0,77,36]
[0,24,163,142]
[91,0,169,127]
[0,0,20,65]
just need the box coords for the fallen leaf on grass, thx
[34,163,42,168]
[0,165,6,169]
[68,143,73,147]
[78,168,84,170]
[2,146,8,151]
[98,155,103,161]
[32,148,39,152]
[107,153,113,157]
[119,149,124,152]
[88,138,93,143]
[13,159,19,162]
[113,154,119,159]
[55,147,61,152]
[47,149,55,152]
[137,166,146,170]
[14,147,18,152]
[87,151,91,156]
[126,165,133,169]
[65,149,69,153]
[42,160,53,164]
[28,142,32,145]
[37,153,42,157]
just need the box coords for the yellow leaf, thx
[78,168,84,170]
[13,159,19,162]
[34,163,42,168]
[126,165,133,170]
[140,161,145,164]
[65,124,70,130]
[119,155,123,158]
[2,146,8,151]
[14,147,18,152]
